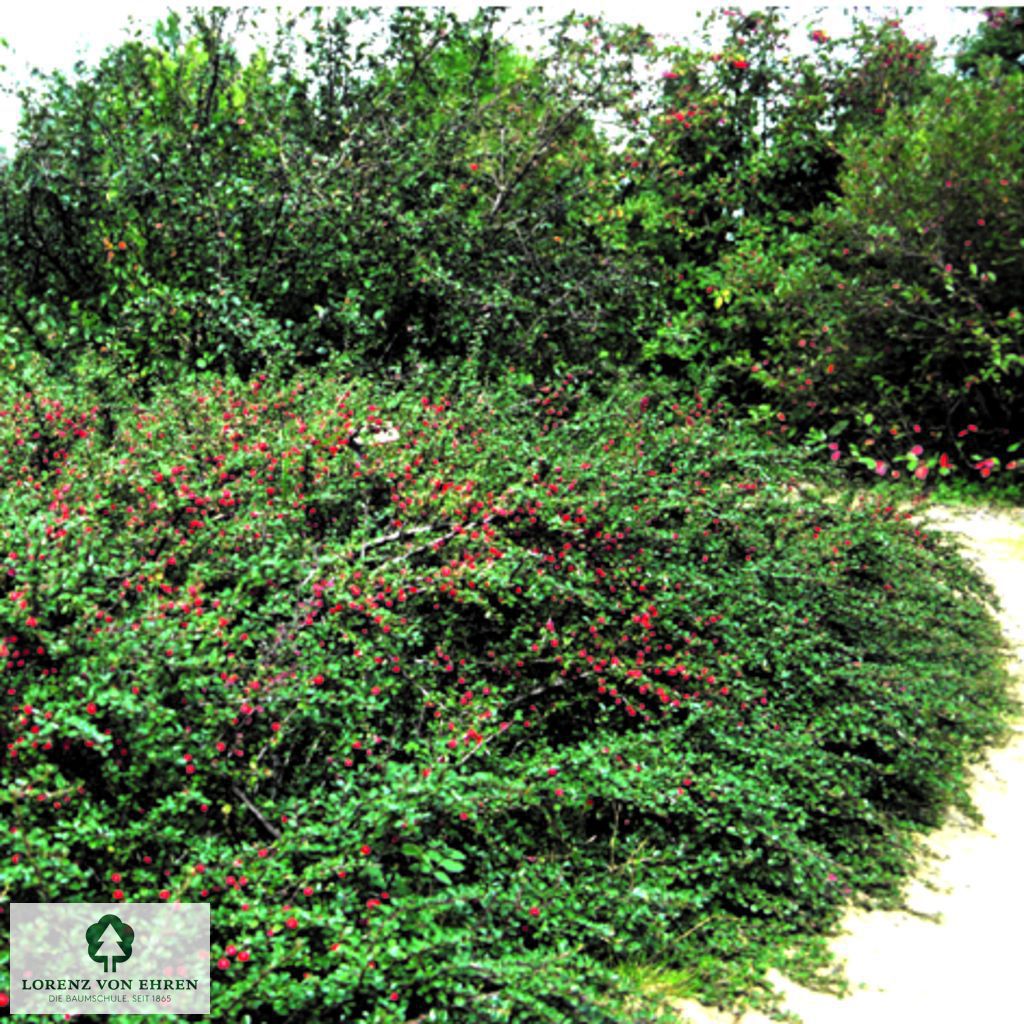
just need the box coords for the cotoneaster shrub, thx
[0,364,1014,1021]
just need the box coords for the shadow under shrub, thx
[0,367,1014,1021]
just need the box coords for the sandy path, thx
[674,504,1024,1024]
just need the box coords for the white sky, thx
[0,3,987,154]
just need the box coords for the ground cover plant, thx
[0,363,1013,1021]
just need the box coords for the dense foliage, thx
[0,6,1020,1021]
[1,7,1020,483]
[749,58,1023,484]
[0,9,656,381]
[0,363,1013,1020]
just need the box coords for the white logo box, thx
[10,903,210,1015]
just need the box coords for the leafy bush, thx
[955,6,1024,78]
[758,57,1023,484]
[615,11,937,373]
[1,364,1013,1020]
[0,9,658,383]
[598,10,1022,491]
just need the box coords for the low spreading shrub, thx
[1,365,1013,1021]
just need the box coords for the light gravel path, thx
[674,504,1024,1024]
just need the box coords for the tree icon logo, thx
[85,914,135,973]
